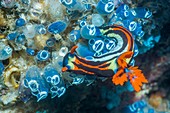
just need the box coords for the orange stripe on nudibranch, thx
[74,57,109,71]
[70,45,78,54]
[62,67,68,72]
[112,27,132,51]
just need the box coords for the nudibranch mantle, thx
[62,25,148,92]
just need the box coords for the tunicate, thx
[92,14,105,27]
[0,42,13,60]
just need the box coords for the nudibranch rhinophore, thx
[62,25,148,92]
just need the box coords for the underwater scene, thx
[0,0,170,113]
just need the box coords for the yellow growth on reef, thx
[4,66,20,89]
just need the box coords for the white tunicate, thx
[59,47,68,57]
[92,14,105,27]
[23,24,36,38]
[0,42,13,60]
[52,56,64,72]
[1,0,16,8]
[44,0,64,20]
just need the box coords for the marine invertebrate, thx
[123,100,155,113]
[47,21,68,34]
[62,25,148,92]
[43,64,66,98]
[0,0,161,111]
[0,42,13,60]
[24,65,49,102]
[24,64,66,101]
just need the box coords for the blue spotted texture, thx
[24,65,50,102]
[24,64,66,102]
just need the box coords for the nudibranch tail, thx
[112,68,128,86]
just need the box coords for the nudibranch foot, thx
[112,52,148,92]
[112,68,128,86]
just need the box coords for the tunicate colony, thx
[0,0,159,109]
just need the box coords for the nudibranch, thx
[62,25,148,92]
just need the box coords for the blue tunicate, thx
[134,7,152,19]
[68,30,81,42]
[36,50,50,61]
[143,36,155,48]
[50,85,66,98]
[50,86,58,98]
[88,38,105,53]
[43,63,66,98]
[76,43,95,57]
[122,19,138,32]
[46,38,56,47]
[117,10,129,19]
[43,64,61,86]
[26,48,35,56]
[72,77,84,85]
[56,86,66,97]
[6,32,18,40]
[60,0,77,9]
[128,21,137,32]
[35,24,46,35]
[134,28,145,37]
[85,4,92,11]
[104,38,117,51]
[18,81,32,103]
[47,21,67,34]
[24,65,50,102]
[92,14,105,27]
[50,86,66,98]
[79,20,87,28]
[131,23,145,37]
[115,4,129,14]
[127,10,137,20]
[80,25,101,39]
[96,0,115,15]
[16,18,26,27]
[128,100,147,113]
[0,42,13,60]
[0,61,4,76]
[15,34,26,45]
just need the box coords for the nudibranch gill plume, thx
[62,25,148,92]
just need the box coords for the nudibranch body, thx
[62,25,148,92]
